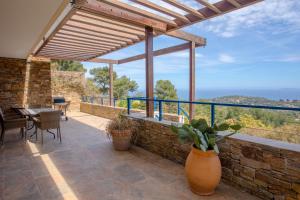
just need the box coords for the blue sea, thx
[176,89,300,101]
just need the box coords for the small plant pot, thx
[185,145,221,196]
[110,130,132,151]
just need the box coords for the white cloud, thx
[196,0,300,38]
[219,54,235,63]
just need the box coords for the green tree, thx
[155,80,178,100]
[114,76,138,99]
[89,67,138,98]
[84,78,100,96]
[51,60,86,72]
[90,67,117,95]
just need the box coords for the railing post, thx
[127,98,131,115]
[91,96,94,104]
[211,104,215,127]
[153,97,157,111]
[158,100,163,121]
[177,101,180,115]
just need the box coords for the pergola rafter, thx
[34,0,261,60]
[32,0,263,118]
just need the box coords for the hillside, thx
[208,96,300,107]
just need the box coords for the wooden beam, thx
[52,36,120,49]
[70,15,145,36]
[60,26,132,43]
[38,51,95,59]
[168,0,262,34]
[130,0,190,23]
[98,0,179,27]
[118,42,200,64]
[162,0,205,19]
[145,27,154,118]
[29,0,70,56]
[226,0,241,8]
[166,30,206,45]
[54,33,124,46]
[194,0,222,14]
[40,47,105,55]
[47,41,112,51]
[40,54,88,61]
[44,43,108,52]
[189,41,196,121]
[34,9,77,56]
[109,63,114,106]
[67,20,141,41]
[76,0,168,31]
[75,11,145,33]
[88,58,118,64]
[39,50,103,58]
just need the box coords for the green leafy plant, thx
[171,119,241,153]
[106,112,133,134]
[106,112,138,142]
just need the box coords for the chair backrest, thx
[39,111,61,130]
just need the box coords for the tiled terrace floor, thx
[0,111,260,200]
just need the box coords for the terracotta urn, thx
[185,145,221,195]
[110,130,132,151]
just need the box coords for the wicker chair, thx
[32,111,61,144]
[0,108,27,145]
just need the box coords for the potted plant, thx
[106,114,135,151]
[171,119,241,196]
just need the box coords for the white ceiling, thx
[0,0,65,59]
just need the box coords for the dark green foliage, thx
[89,67,137,98]
[51,60,86,72]
[90,67,117,95]
[171,118,241,153]
[114,76,138,99]
[155,80,178,100]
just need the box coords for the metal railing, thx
[127,97,300,126]
[81,96,128,108]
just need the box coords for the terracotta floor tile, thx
[0,111,260,200]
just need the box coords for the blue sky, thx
[82,0,300,92]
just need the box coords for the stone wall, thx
[0,57,52,109]
[0,57,27,109]
[51,70,85,110]
[128,116,300,200]
[80,102,180,122]
[25,61,52,107]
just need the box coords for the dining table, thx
[14,107,58,139]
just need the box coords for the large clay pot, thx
[185,145,221,195]
[110,130,132,151]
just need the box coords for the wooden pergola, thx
[33,0,262,119]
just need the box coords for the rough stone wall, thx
[51,70,85,110]
[80,102,180,122]
[218,135,300,200]
[128,116,300,200]
[0,57,27,109]
[25,61,52,107]
[0,57,52,109]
